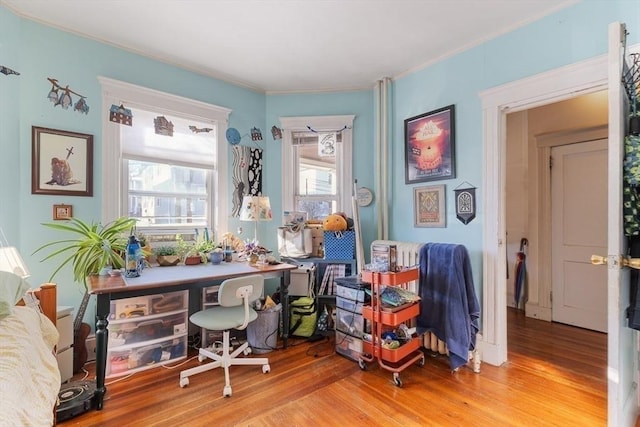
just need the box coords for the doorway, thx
[505,92,608,330]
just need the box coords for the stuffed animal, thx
[323,213,348,231]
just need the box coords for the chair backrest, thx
[218,274,264,307]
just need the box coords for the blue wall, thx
[0,7,267,310]
[2,0,640,318]
[390,0,640,282]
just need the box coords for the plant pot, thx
[248,253,259,265]
[184,256,202,265]
[156,255,180,267]
[209,251,224,264]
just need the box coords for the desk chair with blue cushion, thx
[179,274,270,397]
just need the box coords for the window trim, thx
[280,115,355,216]
[98,77,231,236]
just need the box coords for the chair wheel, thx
[358,359,367,370]
[179,377,189,388]
[262,364,270,374]
[244,347,252,356]
[223,386,232,397]
[418,355,425,367]
[198,354,206,363]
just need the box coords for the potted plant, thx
[154,245,180,266]
[33,216,137,288]
[177,232,216,264]
[32,216,137,374]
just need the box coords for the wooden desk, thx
[88,262,296,410]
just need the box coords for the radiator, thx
[371,240,481,373]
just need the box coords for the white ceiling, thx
[3,0,577,93]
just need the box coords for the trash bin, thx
[247,305,281,354]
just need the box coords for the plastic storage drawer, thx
[336,307,369,338]
[335,276,371,303]
[336,297,366,314]
[335,330,363,361]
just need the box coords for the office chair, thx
[179,274,270,397]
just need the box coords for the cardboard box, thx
[371,243,397,272]
[306,224,324,257]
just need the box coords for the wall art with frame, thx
[414,184,446,228]
[404,104,455,184]
[32,126,93,197]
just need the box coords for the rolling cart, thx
[359,267,424,387]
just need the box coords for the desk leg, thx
[94,294,110,410]
[281,270,290,348]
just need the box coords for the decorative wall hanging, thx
[109,104,133,126]
[250,127,263,141]
[189,125,213,133]
[46,77,89,114]
[404,104,456,184]
[0,66,19,76]
[154,116,174,136]
[318,133,336,157]
[271,126,282,140]
[454,182,476,225]
[231,145,263,217]
[306,125,350,134]
[32,126,93,197]
[53,204,73,220]
[414,184,446,228]
[226,128,242,145]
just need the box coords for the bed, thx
[0,272,60,426]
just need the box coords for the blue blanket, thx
[417,243,480,370]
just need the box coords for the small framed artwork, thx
[53,204,73,220]
[414,185,446,228]
[404,104,456,184]
[32,126,93,197]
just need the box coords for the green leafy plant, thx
[33,216,137,289]
[154,245,177,256]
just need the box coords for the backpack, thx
[289,297,317,337]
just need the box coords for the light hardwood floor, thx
[58,308,607,426]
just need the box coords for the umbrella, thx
[514,238,528,309]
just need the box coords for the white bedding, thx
[0,306,61,427]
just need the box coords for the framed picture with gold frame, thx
[53,204,73,220]
[414,185,446,228]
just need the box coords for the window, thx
[122,109,213,230]
[99,77,231,236]
[281,115,355,220]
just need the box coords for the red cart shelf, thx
[358,267,424,386]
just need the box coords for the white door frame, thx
[480,53,608,366]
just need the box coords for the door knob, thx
[591,254,640,270]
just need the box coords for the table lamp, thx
[0,241,30,279]
[239,195,272,242]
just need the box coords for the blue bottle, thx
[125,235,142,278]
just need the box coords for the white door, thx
[551,140,608,332]
[606,21,637,427]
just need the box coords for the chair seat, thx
[190,306,258,331]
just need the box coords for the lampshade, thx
[0,246,30,279]
[239,196,273,222]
